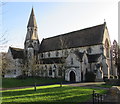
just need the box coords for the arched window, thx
[49,66,52,76]
[84,58,87,65]
[41,53,44,58]
[87,47,92,53]
[58,66,62,76]
[71,58,73,65]
[105,39,110,58]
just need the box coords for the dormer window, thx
[87,47,92,53]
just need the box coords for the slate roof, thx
[39,23,106,52]
[9,47,24,59]
[87,54,101,63]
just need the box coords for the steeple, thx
[24,8,39,52]
[27,7,37,28]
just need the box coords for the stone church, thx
[5,8,114,82]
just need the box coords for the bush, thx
[103,76,109,82]
[110,75,114,79]
[114,76,118,79]
[85,71,96,82]
[105,79,120,86]
[16,75,27,79]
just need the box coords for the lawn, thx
[1,85,107,104]
[95,84,112,88]
[2,77,65,88]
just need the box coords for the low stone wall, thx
[105,79,120,86]
[110,86,120,95]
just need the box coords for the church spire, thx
[27,7,37,28]
[24,8,39,52]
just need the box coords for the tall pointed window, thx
[58,66,62,76]
[49,66,52,76]
[71,58,73,65]
[56,51,59,57]
[48,52,50,57]
[105,39,110,58]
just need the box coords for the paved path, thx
[65,82,110,90]
[65,82,107,88]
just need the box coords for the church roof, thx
[87,54,101,63]
[39,23,106,52]
[9,47,24,59]
[27,8,37,28]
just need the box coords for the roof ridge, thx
[44,23,105,40]
[9,46,23,50]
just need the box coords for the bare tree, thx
[58,36,69,78]
[1,52,11,77]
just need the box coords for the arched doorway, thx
[70,71,76,82]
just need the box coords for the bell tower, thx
[24,8,39,54]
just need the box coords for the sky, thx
[0,0,119,52]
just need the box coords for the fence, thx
[92,90,106,104]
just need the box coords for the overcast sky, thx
[1,0,119,52]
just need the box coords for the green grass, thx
[2,77,65,88]
[95,84,112,88]
[1,85,107,104]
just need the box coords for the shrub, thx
[103,76,109,82]
[110,75,114,79]
[114,76,118,79]
[105,79,120,86]
[85,71,96,82]
[16,75,27,79]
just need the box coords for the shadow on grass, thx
[2,85,68,96]
[3,92,92,104]
[2,85,107,104]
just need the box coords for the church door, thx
[70,71,76,82]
